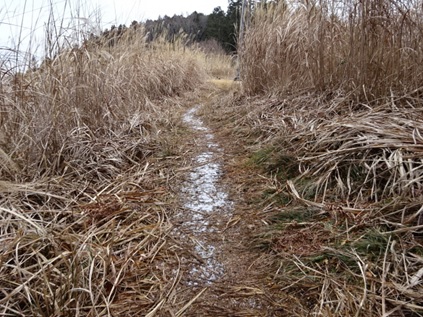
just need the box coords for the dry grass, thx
[0,183,178,316]
[2,29,204,182]
[196,39,236,79]
[200,1,423,314]
[204,90,423,315]
[241,0,423,100]
[3,0,423,314]
[0,21,210,315]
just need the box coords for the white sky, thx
[0,0,229,62]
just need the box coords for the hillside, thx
[95,0,243,53]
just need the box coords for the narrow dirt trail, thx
[163,83,283,316]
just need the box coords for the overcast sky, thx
[0,0,229,61]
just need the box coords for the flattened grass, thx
[0,186,176,316]
[213,96,423,315]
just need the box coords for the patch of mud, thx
[177,105,233,286]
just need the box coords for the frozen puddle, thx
[180,106,232,285]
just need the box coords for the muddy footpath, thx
[163,103,283,316]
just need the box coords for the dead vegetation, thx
[201,0,423,315]
[0,23,213,315]
[206,74,423,317]
[241,0,423,100]
[3,0,423,315]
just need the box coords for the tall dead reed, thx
[1,27,204,182]
[211,0,423,314]
[0,19,206,316]
[242,0,423,100]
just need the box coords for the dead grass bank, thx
[202,0,423,314]
[0,26,209,315]
[204,91,423,315]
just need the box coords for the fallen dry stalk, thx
[0,183,178,316]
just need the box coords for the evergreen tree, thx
[203,1,243,53]
[225,0,242,52]
[203,7,227,47]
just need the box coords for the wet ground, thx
[171,105,232,289]
[167,105,279,316]
[179,106,232,286]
